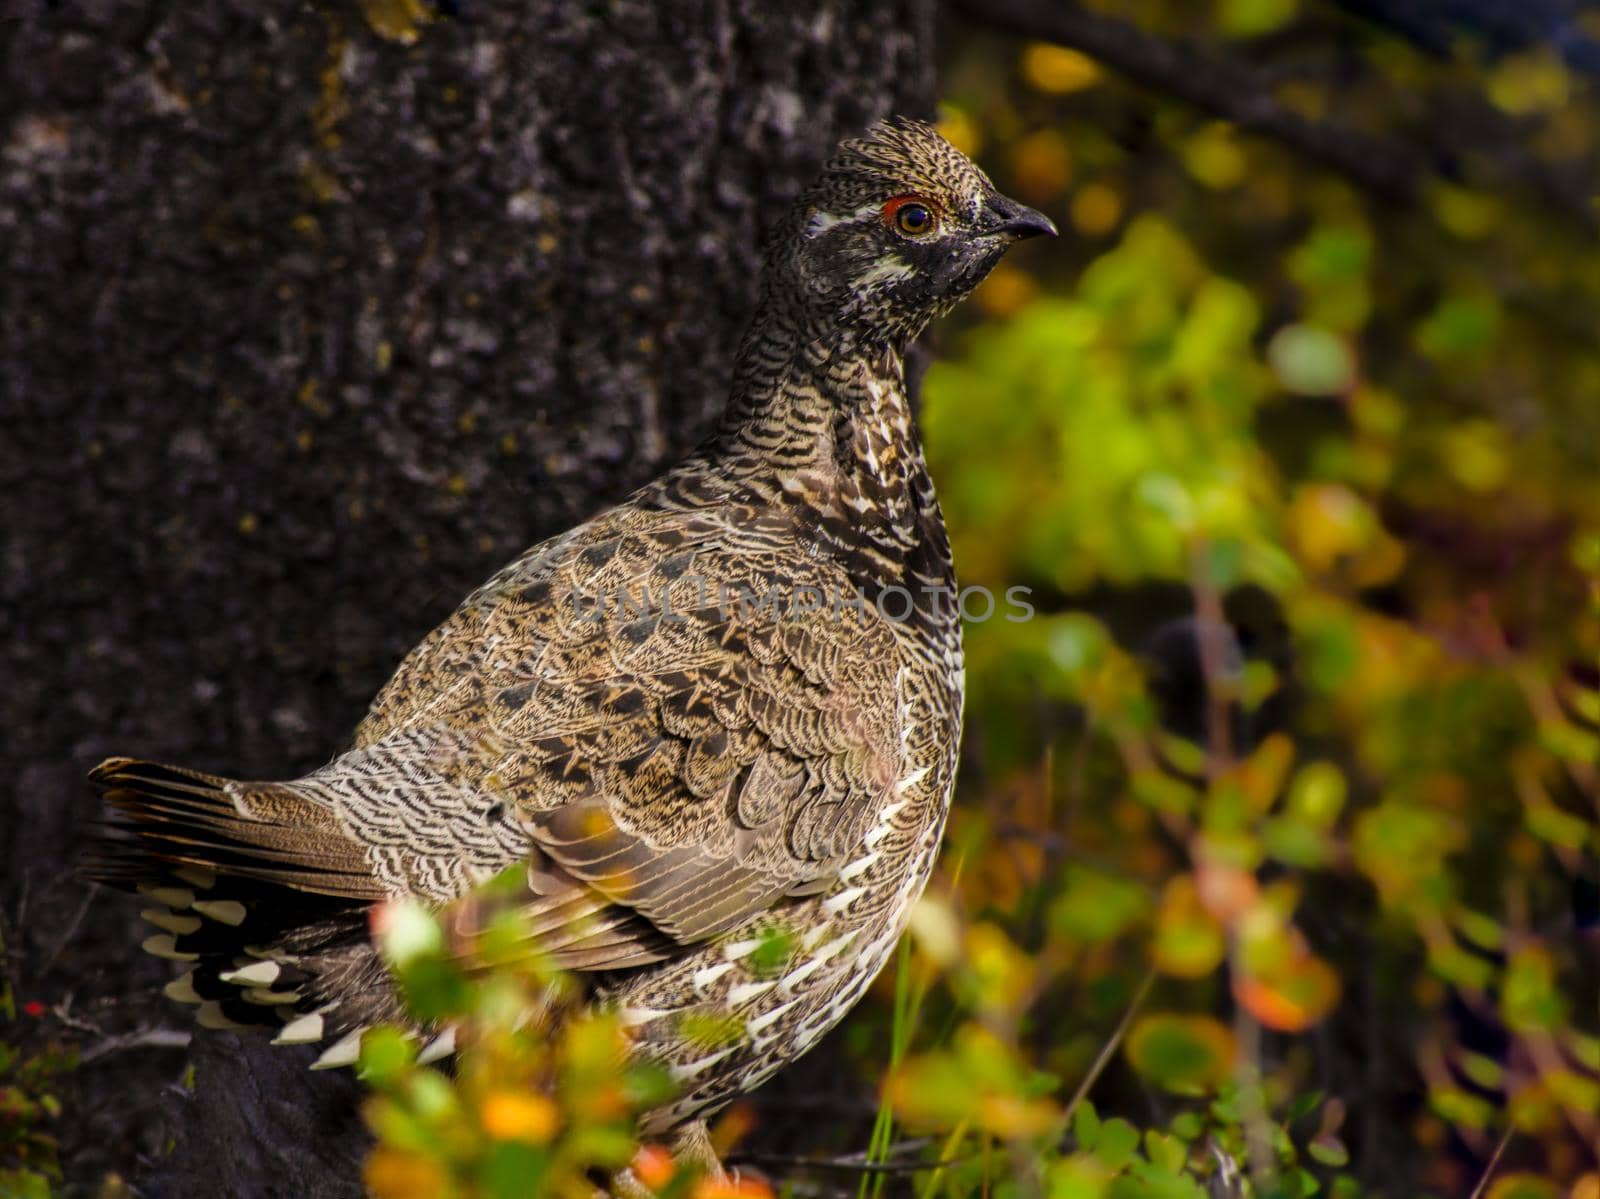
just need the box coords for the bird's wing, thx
[330,501,906,968]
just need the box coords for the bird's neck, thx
[694,299,955,597]
[716,304,902,467]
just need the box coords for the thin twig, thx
[1466,1125,1515,1199]
[1060,964,1157,1132]
[79,1027,192,1064]
[49,994,103,1037]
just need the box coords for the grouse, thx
[85,117,1055,1144]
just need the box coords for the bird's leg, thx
[608,1119,733,1198]
[668,1118,726,1181]
[605,1164,655,1199]
[608,1121,725,1198]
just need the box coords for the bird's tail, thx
[82,757,443,1067]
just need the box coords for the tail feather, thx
[84,756,419,1065]
[85,757,384,898]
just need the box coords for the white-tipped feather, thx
[141,907,202,935]
[163,972,202,1005]
[243,987,303,1005]
[273,1012,325,1045]
[192,899,247,926]
[416,1028,457,1065]
[137,884,195,909]
[219,960,281,987]
[173,865,217,889]
[310,1027,365,1070]
[141,934,198,962]
[196,1000,248,1030]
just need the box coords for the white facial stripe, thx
[805,203,883,238]
[853,257,917,290]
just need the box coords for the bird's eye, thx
[885,196,938,238]
[896,204,933,235]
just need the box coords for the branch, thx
[1333,0,1600,78]
[79,1028,192,1064]
[946,0,1421,201]
[1058,964,1156,1133]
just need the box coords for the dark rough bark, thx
[0,2,931,1193]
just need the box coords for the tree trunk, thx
[1,2,932,1192]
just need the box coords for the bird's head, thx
[767,117,1056,346]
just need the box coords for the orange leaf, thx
[1234,954,1341,1032]
[632,1145,676,1192]
[364,1148,450,1199]
[480,1090,558,1143]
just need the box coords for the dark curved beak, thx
[987,194,1058,241]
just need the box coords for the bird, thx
[84,116,1055,1152]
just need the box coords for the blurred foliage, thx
[358,875,681,1199]
[890,2,1599,1193]
[357,3,1600,1196]
[359,877,787,1198]
[0,931,70,1198]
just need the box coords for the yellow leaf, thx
[1010,129,1073,201]
[907,894,961,967]
[975,263,1039,320]
[1071,183,1124,237]
[1485,1174,1560,1199]
[1021,43,1101,94]
[1153,875,1226,978]
[936,104,982,158]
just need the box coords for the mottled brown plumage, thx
[85,117,1053,1135]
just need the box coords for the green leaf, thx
[1288,1166,1322,1196]
[1127,1015,1236,1093]
[483,1140,550,1199]
[1285,1091,1324,1124]
[1218,0,1298,36]
[1051,867,1151,947]
[1307,1134,1350,1168]
[359,1027,416,1083]
[1415,295,1500,358]
[1144,1129,1189,1175]
[398,957,472,1022]
[1074,1098,1102,1150]
[1095,1118,1140,1170]
[1169,1111,1204,1142]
